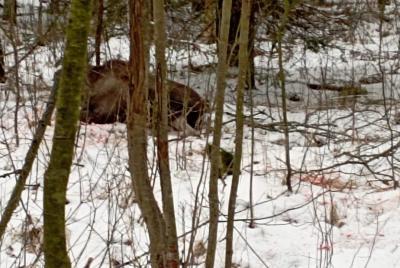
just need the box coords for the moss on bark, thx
[43,0,92,267]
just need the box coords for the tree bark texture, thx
[216,0,241,65]
[95,0,104,66]
[204,0,216,40]
[277,0,293,192]
[205,0,232,267]
[0,42,5,83]
[216,0,256,88]
[153,0,180,267]
[127,1,168,267]
[3,0,17,24]
[224,0,250,267]
[43,0,92,267]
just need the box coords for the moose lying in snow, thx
[80,60,207,134]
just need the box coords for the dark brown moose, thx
[80,60,207,134]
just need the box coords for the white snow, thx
[1,1,400,267]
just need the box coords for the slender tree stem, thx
[277,0,293,192]
[206,0,232,267]
[153,0,179,266]
[225,0,251,267]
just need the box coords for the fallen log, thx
[307,83,367,95]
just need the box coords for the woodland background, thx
[1,0,400,267]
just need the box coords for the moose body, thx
[80,60,207,133]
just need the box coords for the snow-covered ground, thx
[1,1,400,267]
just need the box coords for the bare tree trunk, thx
[277,0,293,192]
[216,0,256,88]
[153,0,179,266]
[127,1,168,267]
[11,27,20,147]
[0,41,5,83]
[49,0,61,14]
[37,0,45,45]
[247,4,256,89]
[204,0,216,40]
[224,0,250,267]
[216,0,240,65]
[248,80,256,228]
[95,0,104,66]
[377,0,397,188]
[43,0,93,266]
[205,0,232,267]
[3,0,17,24]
